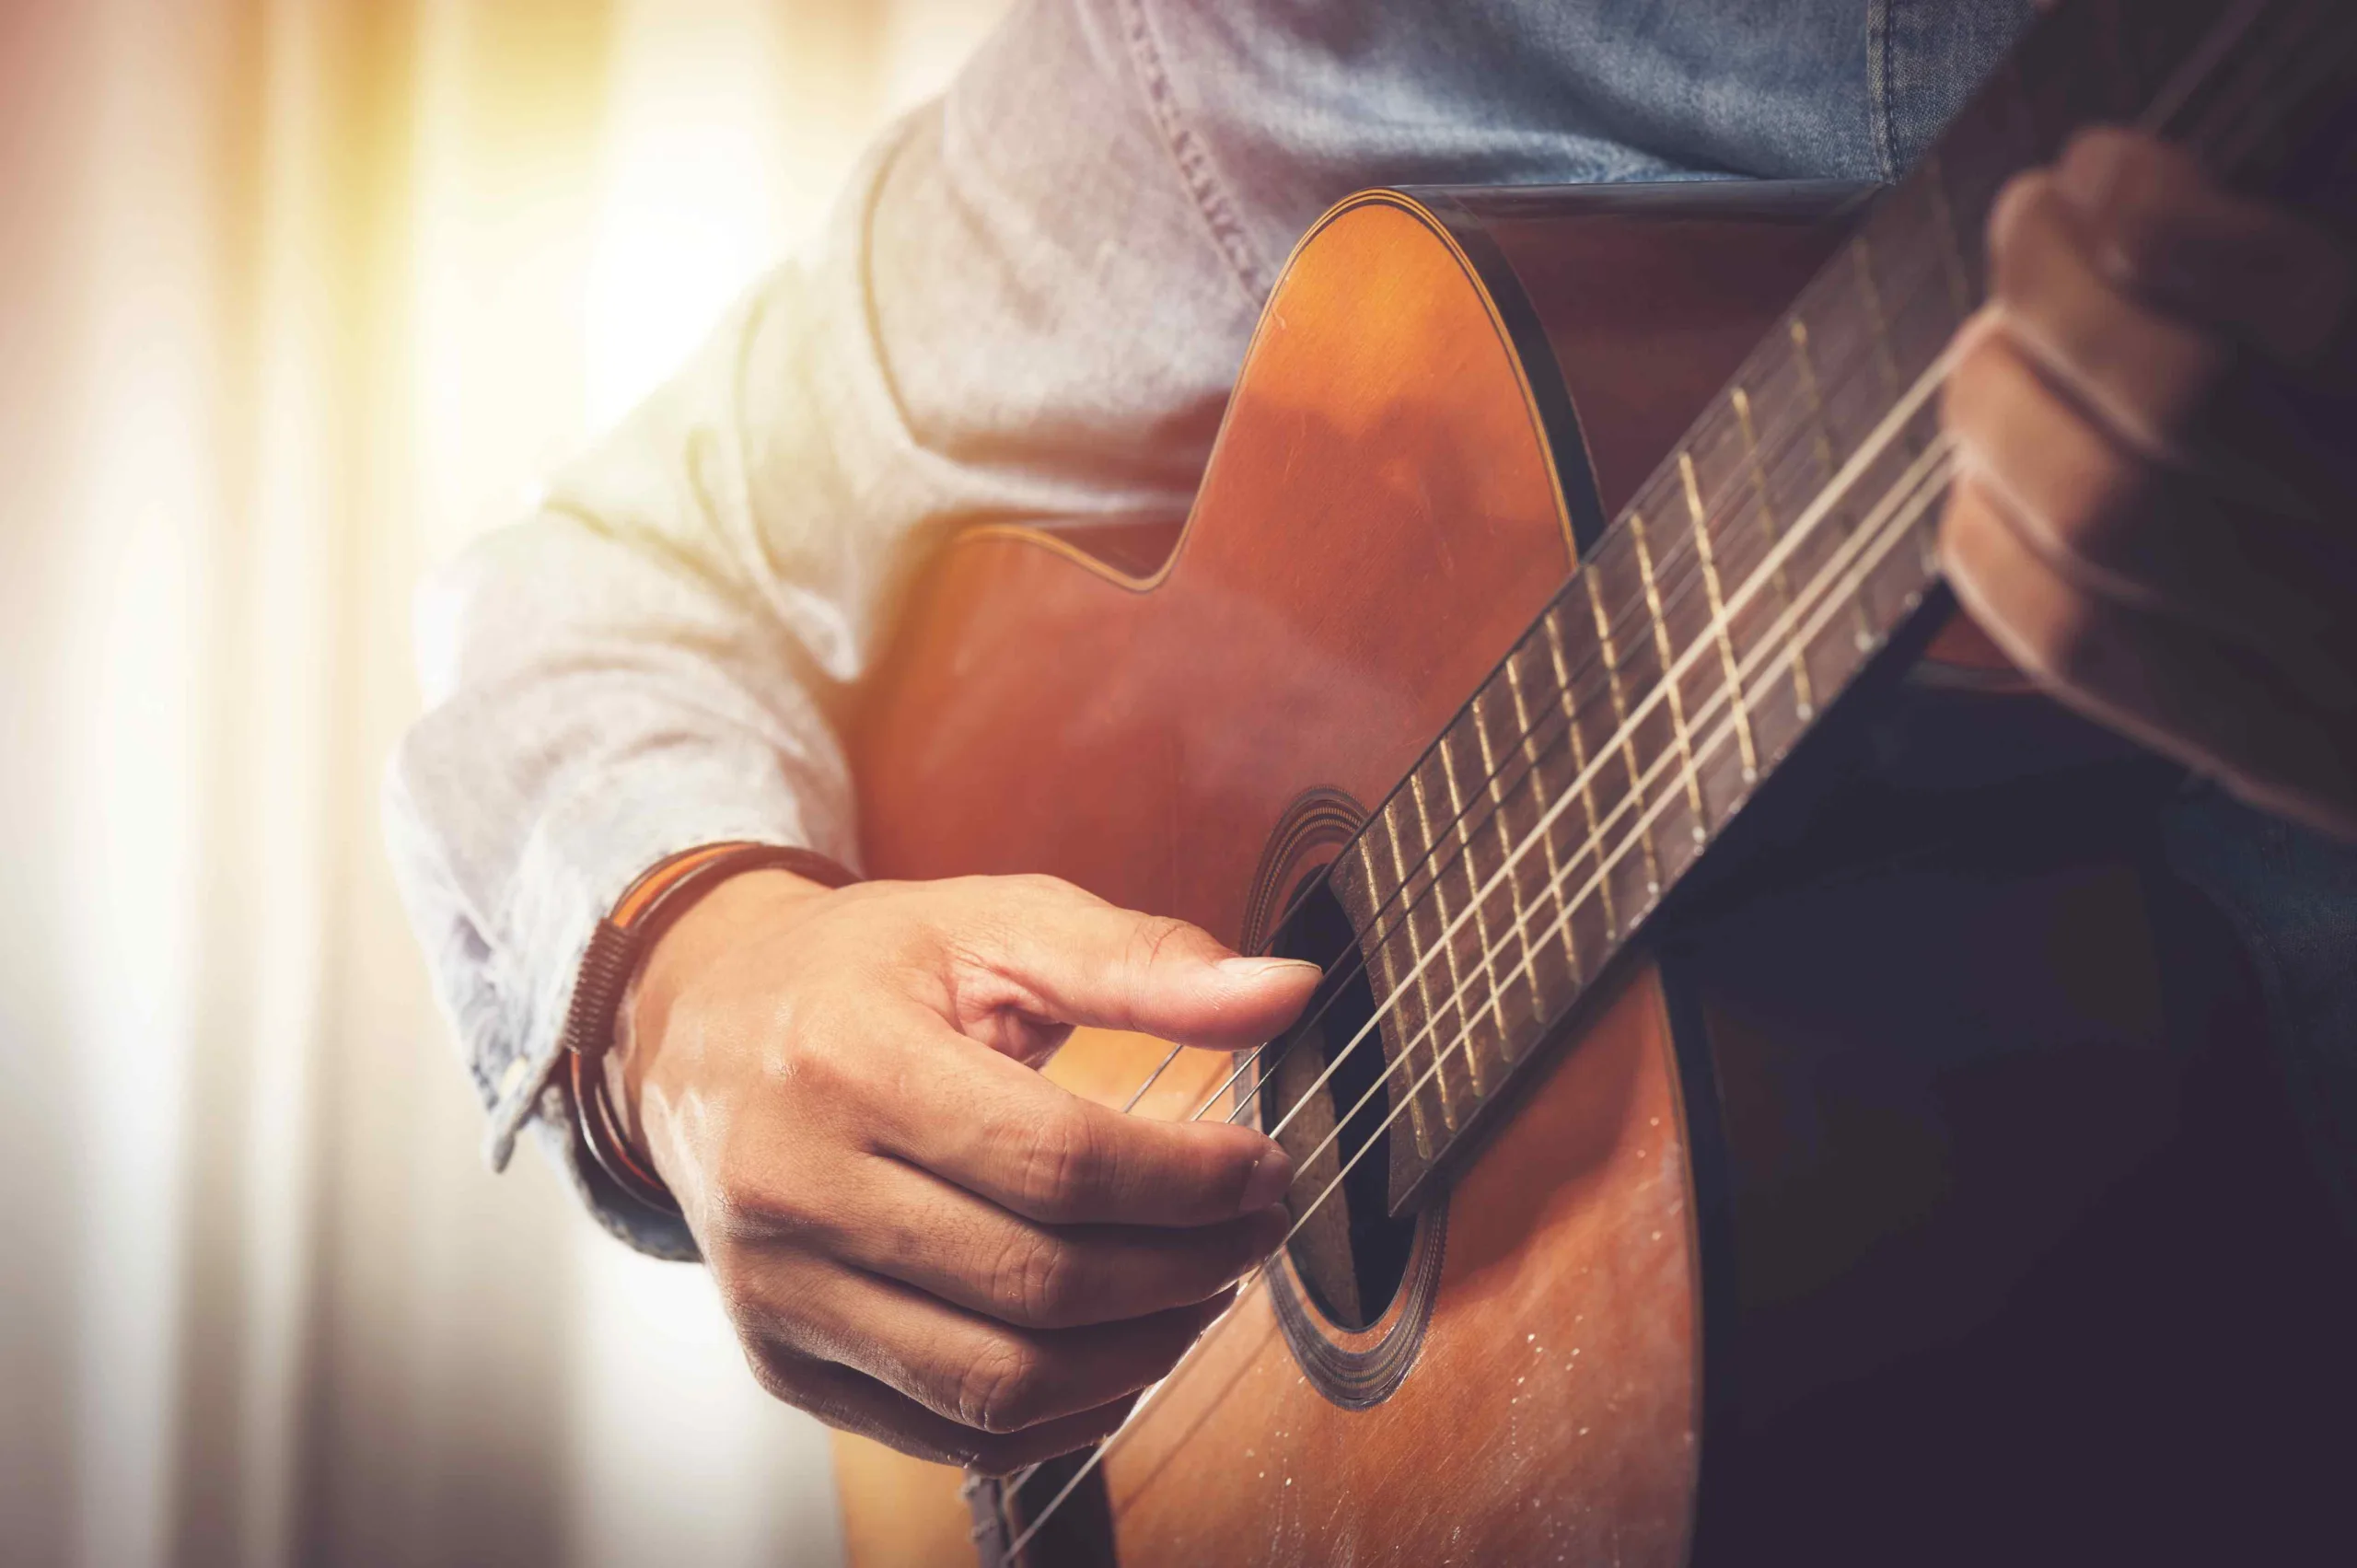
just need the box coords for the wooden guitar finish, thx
[832,6,2357,1560]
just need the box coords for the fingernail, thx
[1240,1148,1294,1214]
[1217,956,1323,981]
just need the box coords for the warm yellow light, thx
[585,0,802,430]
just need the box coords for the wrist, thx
[611,868,836,1183]
[561,842,857,1217]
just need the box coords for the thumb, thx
[964,877,1322,1049]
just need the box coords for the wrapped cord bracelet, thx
[558,842,862,1217]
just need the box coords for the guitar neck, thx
[1319,0,2357,1212]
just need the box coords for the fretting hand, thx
[1942,127,2357,840]
[610,869,1318,1470]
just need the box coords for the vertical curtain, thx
[0,3,1004,1564]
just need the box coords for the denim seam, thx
[1866,0,1900,182]
[1114,0,1270,305]
[849,116,931,473]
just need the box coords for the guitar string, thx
[1117,260,1945,1122]
[1012,0,2312,1512]
[1003,4,2328,1539]
[1011,50,2332,1539]
[1043,459,1969,1534]
[1008,44,2328,1536]
[1010,319,1961,1530]
[1247,418,1959,1162]
[1132,221,1968,1128]
[1165,0,2309,1134]
[1234,0,2343,1161]
[1247,7,2357,1475]
[1114,184,1980,1124]
[2211,3,2356,170]
[1133,0,2330,1147]
[1007,326,1961,1524]
[1266,438,1961,1203]
[1012,85,2333,1568]
[1125,0,2310,1132]
[1225,319,1964,1155]
[1003,434,1960,1558]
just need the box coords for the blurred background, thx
[0,1,1004,1563]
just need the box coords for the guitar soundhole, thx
[1258,875,1417,1332]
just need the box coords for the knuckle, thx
[956,1337,1043,1434]
[2032,589,2109,687]
[702,1158,777,1242]
[2060,453,2158,566]
[2100,199,2176,291]
[1018,1109,1103,1215]
[1123,915,1213,1010]
[769,999,857,1094]
[1943,339,2006,433]
[1988,168,2049,268]
[1011,871,1078,900]
[1129,914,1196,970]
[992,1228,1079,1324]
[706,1142,824,1248]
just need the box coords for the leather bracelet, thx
[560,842,862,1217]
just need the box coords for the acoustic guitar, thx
[833,1,2357,1562]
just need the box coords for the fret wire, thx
[1579,569,1662,897]
[1627,512,1708,844]
[1299,241,1942,1015]
[1322,99,1952,862]
[1731,385,1815,720]
[1441,727,1525,1050]
[1040,436,1967,1564]
[1301,0,2291,994]
[1212,52,2098,1122]
[1318,435,1966,1166]
[1786,314,1880,651]
[1235,0,2262,1174]
[1382,806,1457,1130]
[1253,0,2282,1136]
[1202,412,1977,1540]
[1279,441,1964,1267]
[1681,451,1759,783]
[1354,837,1434,1157]
[1492,666,1576,999]
[1412,762,1490,1096]
[1325,243,1946,929]
[1614,184,1939,564]
[1852,238,1904,397]
[1254,353,1969,1170]
[1542,612,1620,939]
[1248,454,1797,1120]
[1259,447,1968,1294]
[1922,151,1978,319]
[1028,8,2338,1539]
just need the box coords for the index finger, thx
[873,1021,1293,1227]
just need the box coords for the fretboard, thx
[1321,0,2354,1210]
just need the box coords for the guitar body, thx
[837,179,2357,1565]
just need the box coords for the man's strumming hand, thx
[606,868,1319,1471]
